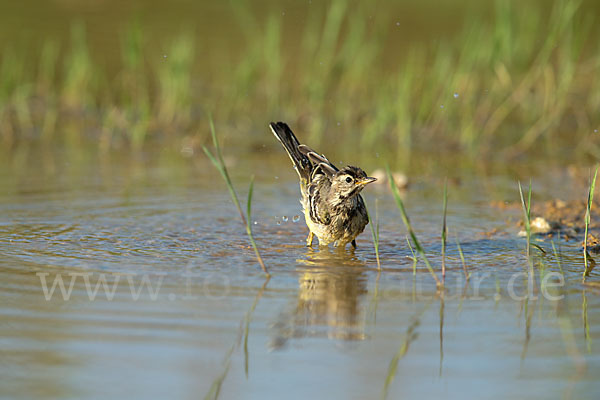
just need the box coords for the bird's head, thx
[330,166,377,199]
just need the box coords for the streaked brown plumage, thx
[269,122,376,247]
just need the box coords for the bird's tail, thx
[269,122,313,184]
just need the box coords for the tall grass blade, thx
[406,236,417,276]
[202,118,269,276]
[244,176,268,275]
[441,178,448,283]
[583,166,598,281]
[456,238,469,281]
[387,166,441,287]
[518,180,532,258]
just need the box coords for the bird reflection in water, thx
[270,248,369,349]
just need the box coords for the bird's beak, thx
[356,177,377,186]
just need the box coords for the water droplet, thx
[253,221,258,225]
[453,93,459,98]
[282,216,289,222]
[337,121,341,126]
[274,176,279,180]
[293,215,300,222]
[276,221,281,226]
[440,105,444,109]
[595,129,598,133]
[396,22,400,26]
[163,54,167,59]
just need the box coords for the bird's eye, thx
[345,177,353,183]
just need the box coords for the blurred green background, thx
[1,0,599,162]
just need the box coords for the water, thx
[1,147,599,399]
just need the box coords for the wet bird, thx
[270,122,376,248]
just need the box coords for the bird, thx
[269,121,376,248]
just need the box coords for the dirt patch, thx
[493,199,600,241]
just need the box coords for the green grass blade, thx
[518,180,531,258]
[203,117,269,276]
[202,144,244,223]
[247,176,255,230]
[387,166,441,287]
[406,236,417,275]
[456,238,469,280]
[441,178,448,282]
[245,176,268,275]
[527,179,532,222]
[583,166,598,281]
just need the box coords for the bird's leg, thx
[306,231,314,247]
[351,239,357,249]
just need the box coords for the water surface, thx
[1,147,599,399]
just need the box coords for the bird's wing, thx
[298,145,339,173]
[307,177,332,225]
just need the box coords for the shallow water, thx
[1,147,599,399]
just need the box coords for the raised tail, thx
[269,122,313,184]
